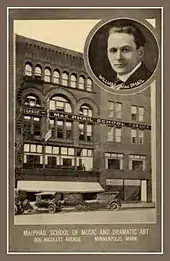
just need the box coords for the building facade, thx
[15,35,152,202]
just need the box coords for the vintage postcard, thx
[7,7,162,253]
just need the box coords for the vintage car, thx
[34,192,63,213]
[83,191,121,211]
[62,191,121,211]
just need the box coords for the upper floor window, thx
[24,63,32,76]
[44,68,51,82]
[79,104,92,117]
[139,107,144,122]
[78,76,85,90]
[24,95,41,107]
[129,154,146,171]
[49,96,72,113]
[108,101,114,117]
[131,105,137,121]
[108,101,122,119]
[35,65,42,77]
[87,78,92,91]
[131,129,137,144]
[115,102,122,119]
[70,74,77,88]
[53,70,60,84]
[105,152,123,170]
[62,72,69,86]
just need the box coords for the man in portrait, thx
[106,20,152,89]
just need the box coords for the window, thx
[108,127,114,141]
[25,63,32,76]
[44,68,51,82]
[24,144,43,168]
[115,103,122,119]
[131,129,137,144]
[60,147,75,168]
[79,123,85,140]
[115,128,121,142]
[87,78,92,91]
[105,153,123,170]
[66,122,72,139]
[57,120,64,138]
[76,148,93,171]
[107,127,121,142]
[108,102,122,118]
[78,76,85,89]
[70,74,77,88]
[35,65,42,77]
[139,130,144,144]
[47,156,57,166]
[24,116,31,136]
[49,119,55,136]
[62,72,69,86]
[87,125,92,141]
[131,105,137,120]
[50,96,72,113]
[23,115,41,137]
[33,117,41,136]
[79,105,92,117]
[108,102,114,117]
[139,107,144,121]
[129,155,146,171]
[79,123,92,141]
[53,70,60,84]
[24,95,41,107]
[45,146,59,167]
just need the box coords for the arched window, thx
[25,63,32,76]
[79,104,92,117]
[44,68,51,82]
[87,78,92,91]
[35,65,42,77]
[78,76,85,90]
[24,95,41,107]
[50,96,72,113]
[70,74,77,88]
[62,72,69,86]
[53,70,60,84]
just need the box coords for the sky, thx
[14,20,100,53]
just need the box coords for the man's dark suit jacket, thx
[122,62,152,88]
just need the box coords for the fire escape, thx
[15,81,29,182]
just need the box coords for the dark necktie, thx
[115,78,124,86]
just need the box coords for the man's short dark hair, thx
[108,19,146,49]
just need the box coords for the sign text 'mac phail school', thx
[20,107,151,130]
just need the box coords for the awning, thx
[17,180,104,193]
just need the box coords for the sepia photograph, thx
[8,7,162,253]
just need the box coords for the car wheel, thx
[75,203,84,212]
[110,202,119,211]
[48,204,56,214]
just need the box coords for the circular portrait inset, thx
[84,18,160,94]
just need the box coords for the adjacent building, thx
[15,34,152,202]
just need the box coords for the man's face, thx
[107,32,144,75]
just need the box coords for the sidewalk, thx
[121,202,155,209]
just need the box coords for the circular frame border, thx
[83,16,161,95]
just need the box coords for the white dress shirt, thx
[117,62,142,83]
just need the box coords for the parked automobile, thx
[34,192,63,214]
[61,191,121,211]
[83,191,121,211]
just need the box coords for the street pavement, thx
[14,208,157,225]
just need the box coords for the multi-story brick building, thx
[15,34,152,202]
